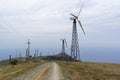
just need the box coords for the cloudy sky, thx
[0,0,120,62]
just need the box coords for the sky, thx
[0,0,120,63]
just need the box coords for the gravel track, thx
[13,62,64,80]
[13,63,51,80]
[42,62,64,80]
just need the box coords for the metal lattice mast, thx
[71,19,80,60]
[70,1,85,61]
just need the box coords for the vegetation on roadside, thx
[0,60,9,66]
[0,59,42,80]
[58,61,120,80]
[1,59,120,80]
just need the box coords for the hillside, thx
[58,61,120,80]
[0,60,42,80]
[0,60,120,80]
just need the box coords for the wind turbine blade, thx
[77,19,86,35]
[64,39,68,47]
[78,0,85,17]
[70,13,78,19]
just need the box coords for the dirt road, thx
[13,62,64,80]
[42,62,64,80]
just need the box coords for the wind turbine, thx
[70,1,85,61]
[60,38,67,60]
[61,38,67,53]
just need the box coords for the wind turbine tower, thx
[61,39,67,54]
[60,39,67,60]
[27,39,31,59]
[70,2,85,61]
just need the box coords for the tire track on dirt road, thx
[42,62,64,80]
[13,62,64,80]
[13,63,51,80]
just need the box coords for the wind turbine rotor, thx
[64,39,68,47]
[70,13,78,19]
[77,0,85,17]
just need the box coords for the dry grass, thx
[58,61,120,80]
[0,61,42,80]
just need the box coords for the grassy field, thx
[58,61,120,80]
[0,60,120,80]
[0,60,42,80]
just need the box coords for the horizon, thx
[0,47,120,63]
[0,0,120,63]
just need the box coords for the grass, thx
[0,60,9,66]
[0,60,42,80]
[58,61,120,80]
[0,59,120,80]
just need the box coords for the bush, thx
[10,60,18,65]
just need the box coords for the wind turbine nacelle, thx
[70,13,78,19]
[70,17,75,20]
